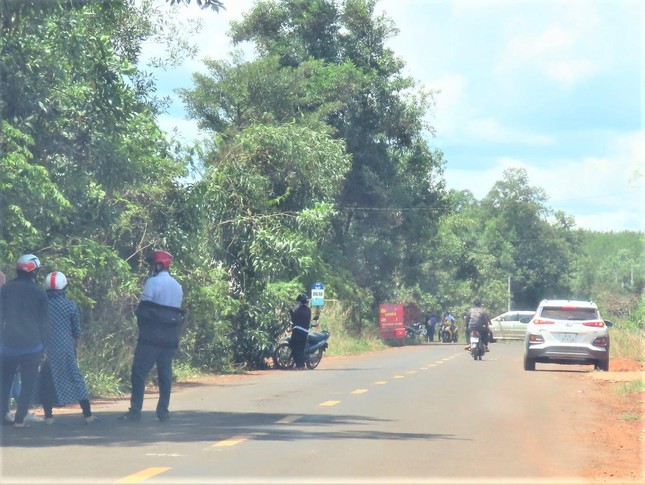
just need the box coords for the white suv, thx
[524,300,612,371]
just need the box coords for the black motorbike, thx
[272,328,330,370]
[405,322,427,340]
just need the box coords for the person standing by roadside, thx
[38,271,95,425]
[426,312,438,342]
[0,254,50,428]
[0,269,43,424]
[289,293,312,370]
[119,250,183,422]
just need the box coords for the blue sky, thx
[144,0,643,232]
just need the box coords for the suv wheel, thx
[523,355,536,371]
[595,359,609,372]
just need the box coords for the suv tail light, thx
[583,321,605,328]
[529,334,545,343]
[592,336,609,347]
[533,318,555,325]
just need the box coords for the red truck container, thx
[379,303,422,339]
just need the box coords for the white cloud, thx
[498,4,605,88]
[424,73,469,139]
[157,114,203,143]
[464,119,554,145]
[445,130,643,232]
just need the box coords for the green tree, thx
[229,0,447,324]
[0,0,206,384]
[185,121,350,366]
[479,168,580,309]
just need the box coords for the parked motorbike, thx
[405,322,427,340]
[272,327,330,370]
[469,328,485,360]
[440,320,459,343]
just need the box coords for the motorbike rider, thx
[465,299,492,352]
[440,311,456,341]
[289,293,312,370]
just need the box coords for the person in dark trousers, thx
[426,312,438,342]
[120,250,183,422]
[465,299,492,352]
[289,293,312,370]
[39,271,95,425]
[0,254,50,428]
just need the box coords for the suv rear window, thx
[540,307,599,320]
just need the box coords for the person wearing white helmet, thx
[38,271,95,424]
[0,254,50,428]
[119,250,183,423]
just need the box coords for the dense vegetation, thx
[1,0,642,394]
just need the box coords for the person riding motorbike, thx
[440,311,458,342]
[465,300,492,352]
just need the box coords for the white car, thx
[524,299,612,371]
[489,310,535,340]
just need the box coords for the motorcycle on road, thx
[469,328,486,360]
[272,328,330,370]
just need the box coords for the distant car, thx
[489,310,535,340]
[523,299,612,372]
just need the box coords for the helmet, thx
[149,250,173,269]
[296,293,308,304]
[45,271,68,290]
[16,254,41,273]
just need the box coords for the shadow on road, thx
[0,410,461,448]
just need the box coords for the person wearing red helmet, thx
[0,254,50,428]
[120,250,183,422]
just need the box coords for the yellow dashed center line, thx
[407,370,418,374]
[374,381,387,385]
[213,435,249,447]
[392,375,405,379]
[116,467,171,483]
[275,415,303,424]
[351,389,369,394]
[320,400,341,407]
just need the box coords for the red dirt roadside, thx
[581,357,644,483]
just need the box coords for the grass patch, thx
[173,361,211,382]
[314,301,387,357]
[617,379,645,396]
[620,411,641,422]
[84,369,124,398]
[610,327,644,361]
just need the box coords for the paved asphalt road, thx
[1,341,601,484]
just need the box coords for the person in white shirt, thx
[119,250,183,422]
